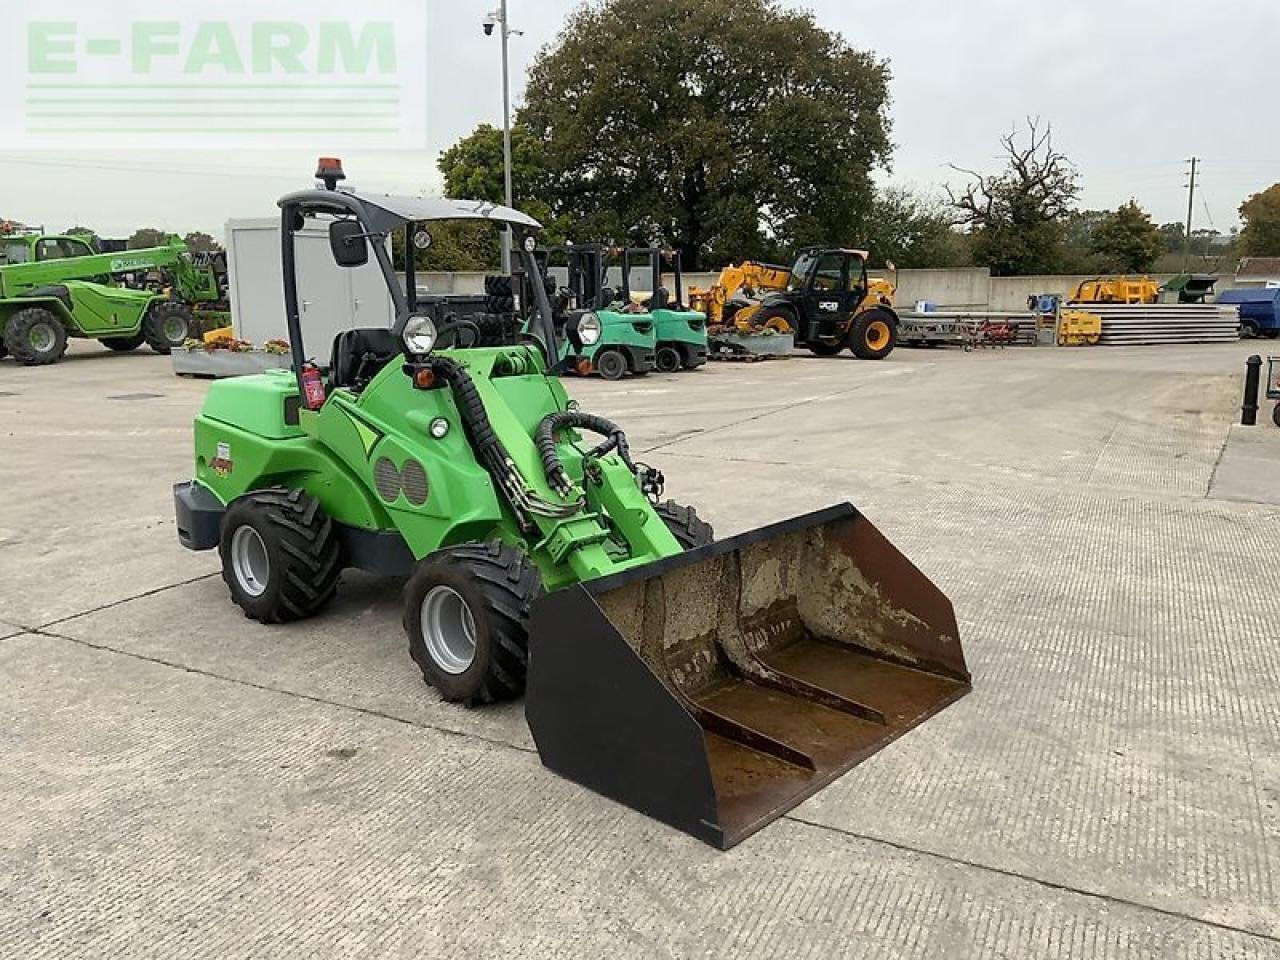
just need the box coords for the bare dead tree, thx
[946,117,1079,228]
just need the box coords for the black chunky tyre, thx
[4,307,68,366]
[656,345,683,373]
[404,541,543,706]
[144,301,194,354]
[654,500,715,550]
[219,488,342,624]
[1273,403,1280,429]
[101,331,146,352]
[850,308,898,360]
[594,348,627,381]
[807,341,844,357]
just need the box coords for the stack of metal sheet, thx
[1075,303,1241,346]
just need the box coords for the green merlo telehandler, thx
[0,232,226,366]
[173,160,970,849]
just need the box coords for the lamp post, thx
[484,3,522,274]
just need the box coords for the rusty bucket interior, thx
[526,504,970,849]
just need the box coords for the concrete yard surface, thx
[1,341,1279,958]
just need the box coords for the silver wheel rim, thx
[30,323,56,353]
[420,585,477,675]
[163,315,188,343]
[230,526,270,598]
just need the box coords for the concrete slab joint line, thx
[29,627,540,758]
[785,816,1280,948]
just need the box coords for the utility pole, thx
[484,3,521,274]
[1183,157,1199,271]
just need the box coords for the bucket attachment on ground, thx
[526,504,970,849]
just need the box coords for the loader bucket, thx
[526,503,970,849]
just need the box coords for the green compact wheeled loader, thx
[174,160,971,849]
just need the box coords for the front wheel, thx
[594,348,628,381]
[219,488,342,624]
[405,541,543,706]
[850,309,897,360]
[1241,320,1260,339]
[654,500,715,550]
[656,345,683,373]
[145,301,194,354]
[1274,403,1280,429]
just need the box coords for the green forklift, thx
[173,159,970,849]
[0,232,225,365]
[618,247,708,373]
[538,244,657,381]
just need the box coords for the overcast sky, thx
[1,0,1275,240]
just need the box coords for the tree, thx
[1239,184,1280,256]
[1058,209,1110,274]
[946,118,1080,276]
[63,225,100,249]
[128,228,169,250]
[1089,201,1162,273]
[861,187,970,269]
[391,221,503,273]
[438,122,566,257]
[183,231,221,254]
[512,0,891,268]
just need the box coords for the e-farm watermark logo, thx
[1,1,426,148]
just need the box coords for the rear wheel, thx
[405,541,543,706]
[1241,319,1260,339]
[101,332,146,352]
[1274,403,1280,429]
[219,488,342,624]
[654,500,715,550]
[850,309,897,360]
[144,301,194,354]
[656,345,683,373]
[4,307,68,366]
[595,348,627,381]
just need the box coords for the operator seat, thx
[329,328,401,393]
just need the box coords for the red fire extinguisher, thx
[301,363,327,410]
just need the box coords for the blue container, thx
[1219,288,1280,336]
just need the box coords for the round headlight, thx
[578,312,603,347]
[403,315,438,355]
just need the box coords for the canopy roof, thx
[279,188,542,230]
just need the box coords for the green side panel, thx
[64,282,155,336]
[201,368,306,440]
[196,368,391,528]
[653,307,709,348]
[592,309,658,353]
[311,351,513,566]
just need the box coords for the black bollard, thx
[1243,355,1262,426]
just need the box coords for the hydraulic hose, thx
[425,357,583,527]
[535,412,637,497]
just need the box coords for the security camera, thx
[483,22,495,36]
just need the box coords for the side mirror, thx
[329,220,369,268]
